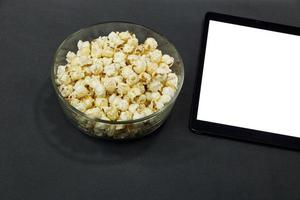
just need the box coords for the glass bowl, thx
[51,22,184,140]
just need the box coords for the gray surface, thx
[1,0,300,199]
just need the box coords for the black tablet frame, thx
[190,12,300,151]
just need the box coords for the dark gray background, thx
[1,0,300,199]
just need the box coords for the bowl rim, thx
[51,21,185,125]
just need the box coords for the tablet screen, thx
[197,20,300,137]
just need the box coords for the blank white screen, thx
[197,20,300,137]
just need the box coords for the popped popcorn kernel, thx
[144,37,158,51]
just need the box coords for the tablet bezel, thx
[190,12,300,151]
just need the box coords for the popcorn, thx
[113,52,126,63]
[89,59,103,75]
[128,103,139,113]
[162,54,174,66]
[159,94,172,104]
[95,97,108,108]
[69,70,84,81]
[117,82,130,95]
[166,73,178,88]
[57,65,67,77]
[154,101,164,110]
[143,107,153,116]
[92,82,106,97]
[139,72,151,85]
[136,94,147,104]
[145,92,152,101]
[66,52,76,63]
[77,40,90,50]
[73,84,89,98]
[73,79,85,89]
[133,111,145,120]
[102,47,114,57]
[77,40,91,57]
[121,66,134,78]
[119,111,133,121]
[123,44,135,53]
[127,87,142,101]
[149,49,162,63]
[59,85,73,97]
[135,83,145,94]
[79,56,92,66]
[82,96,94,109]
[156,63,171,74]
[56,31,179,126]
[153,94,172,110]
[104,64,116,76]
[91,41,102,58]
[146,61,158,75]
[85,107,102,119]
[103,77,116,94]
[133,59,147,74]
[112,75,123,84]
[102,57,113,66]
[83,66,92,76]
[106,106,119,120]
[58,74,71,85]
[102,106,110,114]
[116,99,129,111]
[162,86,176,98]
[69,66,85,81]
[146,91,161,101]
[119,31,131,41]
[108,31,124,47]
[100,113,110,121]
[144,37,158,50]
[122,94,130,102]
[127,37,138,48]
[127,54,139,64]
[108,93,118,105]
[134,45,145,55]
[126,72,139,86]
[70,99,88,112]
[153,74,167,82]
[148,80,162,92]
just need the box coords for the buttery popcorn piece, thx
[119,31,131,41]
[166,73,178,88]
[73,84,89,98]
[59,85,73,97]
[149,49,162,63]
[89,59,103,75]
[162,86,176,98]
[95,97,108,108]
[117,82,130,95]
[113,52,126,63]
[116,99,129,111]
[85,107,102,119]
[119,111,133,121]
[162,54,174,66]
[104,64,116,76]
[144,37,158,51]
[106,106,119,120]
[133,111,145,120]
[133,59,147,74]
[128,104,139,113]
[148,80,162,92]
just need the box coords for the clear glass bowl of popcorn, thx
[51,22,184,140]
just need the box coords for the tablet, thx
[190,12,300,150]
